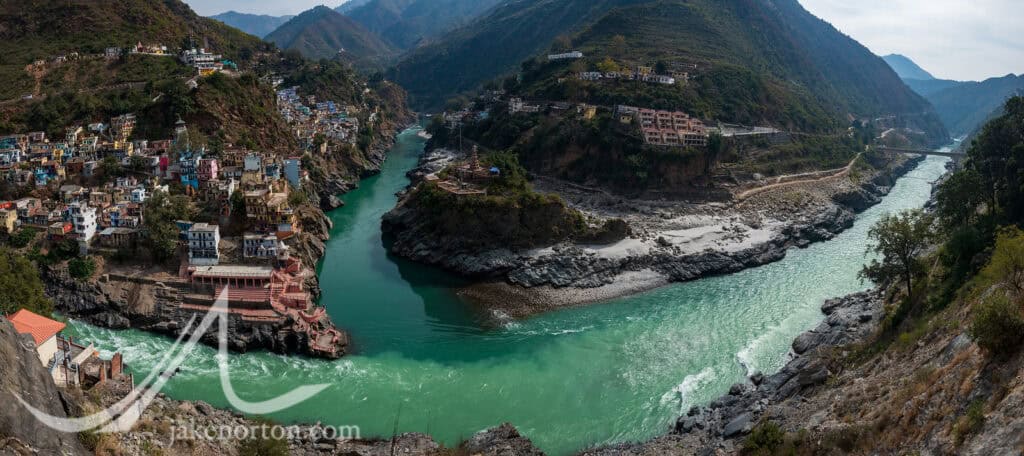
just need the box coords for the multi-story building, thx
[197,158,219,183]
[187,223,220,266]
[631,107,709,147]
[67,202,97,242]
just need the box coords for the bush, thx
[9,228,37,248]
[953,400,986,445]
[969,294,1024,356]
[68,256,96,280]
[743,421,787,455]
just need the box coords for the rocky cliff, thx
[42,267,348,359]
[0,319,88,455]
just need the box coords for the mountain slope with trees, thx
[392,0,946,142]
[209,11,294,38]
[924,74,1024,137]
[340,0,503,50]
[266,6,397,65]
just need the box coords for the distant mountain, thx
[925,74,1024,137]
[392,0,945,140]
[209,11,294,38]
[339,0,503,50]
[902,78,962,97]
[882,54,935,80]
[266,6,396,65]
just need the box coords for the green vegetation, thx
[853,98,1024,360]
[952,400,987,445]
[8,228,39,248]
[343,0,503,50]
[265,6,396,66]
[68,256,96,280]
[0,247,52,316]
[860,209,934,301]
[142,191,197,263]
[393,0,947,145]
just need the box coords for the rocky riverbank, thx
[42,267,349,359]
[579,290,886,455]
[386,149,925,320]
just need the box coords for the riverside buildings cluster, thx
[0,108,346,357]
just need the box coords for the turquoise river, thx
[67,128,952,455]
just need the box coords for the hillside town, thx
[0,102,349,359]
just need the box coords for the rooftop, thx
[7,309,65,345]
[191,265,274,279]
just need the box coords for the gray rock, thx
[722,412,754,438]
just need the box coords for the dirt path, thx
[735,153,861,200]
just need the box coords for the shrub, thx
[969,294,1024,356]
[743,421,786,455]
[953,400,986,445]
[9,228,37,248]
[68,256,96,280]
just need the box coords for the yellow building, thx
[0,208,17,233]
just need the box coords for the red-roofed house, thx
[8,309,66,365]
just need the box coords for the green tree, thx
[0,247,53,316]
[99,156,124,182]
[935,168,985,228]
[143,191,196,262]
[68,256,96,280]
[596,58,620,73]
[860,209,934,298]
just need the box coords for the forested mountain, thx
[390,0,645,110]
[0,0,409,152]
[393,0,946,140]
[266,6,396,64]
[209,11,294,38]
[0,0,267,66]
[925,74,1024,137]
[339,0,503,50]
[336,0,373,14]
[882,54,935,80]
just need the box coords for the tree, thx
[610,35,627,59]
[935,168,985,228]
[143,191,196,262]
[596,58,620,73]
[0,247,53,316]
[68,257,96,280]
[99,156,124,182]
[860,209,933,298]
[654,60,668,74]
[966,97,1024,224]
[980,227,1024,295]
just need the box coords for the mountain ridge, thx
[339,0,504,50]
[882,53,935,80]
[266,5,397,66]
[208,10,294,38]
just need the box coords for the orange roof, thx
[8,309,65,345]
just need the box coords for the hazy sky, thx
[188,0,1023,81]
[800,0,1023,81]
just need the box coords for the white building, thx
[130,187,147,203]
[548,51,583,61]
[187,223,221,266]
[243,233,289,260]
[68,202,97,242]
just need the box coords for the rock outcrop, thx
[0,319,88,455]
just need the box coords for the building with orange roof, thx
[7,308,66,365]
